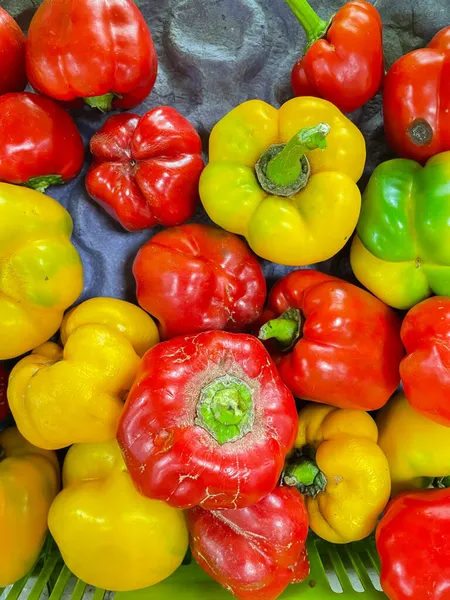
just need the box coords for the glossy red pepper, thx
[0,93,84,192]
[376,488,450,600]
[256,270,404,411]
[187,486,309,600]
[0,8,26,96]
[0,364,9,423]
[117,331,298,510]
[400,296,450,427]
[383,26,450,162]
[86,108,204,231]
[133,224,267,340]
[26,0,158,112]
[289,0,384,113]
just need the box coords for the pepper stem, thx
[25,174,65,193]
[196,375,254,445]
[285,0,332,48]
[83,93,121,112]
[255,123,330,197]
[259,308,303,351]
[283,453,327,498]
[433,476,450,489]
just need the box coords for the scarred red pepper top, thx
[117,331,298,510]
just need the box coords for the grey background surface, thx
[4,0,450,299]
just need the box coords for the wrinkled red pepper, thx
[133,224,267,340]
[117,331,298,510]
[86,108,204,231]
[187,486,310,600]
[289,0,384,113]
[257,270,404,411]
[400,296,450,427]
[0,363,9,423]
[26,0,158,112]
[376,487,450,600]
[0,93,84,192]
[383,26,450,162]
[0,8,26,96]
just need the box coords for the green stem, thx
[195,375,254,445]
[259,308,303,351]
[83,93,121,112]
[255,123,330,197]
[283,453,327,498]
[433,476,450,489]
[285,0,332,48]
[25,174,65,193]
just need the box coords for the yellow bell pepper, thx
[199,97,365,266]
[0,427,60,586]
[8,297,159,450]
[48,439,188,591]
[377,392,450,496]
[283,404,391,543]
[0,183,83,360]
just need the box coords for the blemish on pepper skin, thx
[415,258,421,268]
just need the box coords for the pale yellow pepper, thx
[284,404,391,543]
[49,439,188,591]
[8,297,159,450]
[200,97,365,266]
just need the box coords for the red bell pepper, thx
[400,296,450,427]
[288,0,384,114]
[0,8,26,96]
[376,487,450,600]
[86,108,204,231]
[187,486,309,600]
[133,224,267,340]
[0,93,84,192]
[0,363,9,423]
[257,270,404,411]
[117,331,297,510]
[26,0,158,112]
[383,26,450,162]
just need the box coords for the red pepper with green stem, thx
[187,486,309,600]
[257,269,404,411]
[376,487,450,600]
[288,0,384,114]
[117,330,298,510]
[383,26,450,163]
[0,8,26,96]
[26,0,158,112]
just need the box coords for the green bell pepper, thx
[350,151,450,309]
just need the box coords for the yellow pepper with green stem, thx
[0,183,83,360]
[283,403,391,543]
[48,439,188,591]
[200,97,365,266]
[8,297,159,450]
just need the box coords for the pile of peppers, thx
[1,1,450,600]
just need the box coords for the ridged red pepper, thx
[0,93,84,192]
[289,0,384,113]
[383,26,450,162]
[376,488,450,600]
[257,270,404,411]
[0,7,26,96]
[0,363,9,423]
[86,108,204,231]
[26,0,158,112]
[117,331,298,510]
[187,486,310,600]
[400,296,450,427]
[133,224,266,340]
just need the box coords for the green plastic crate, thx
[0,537,387,600]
